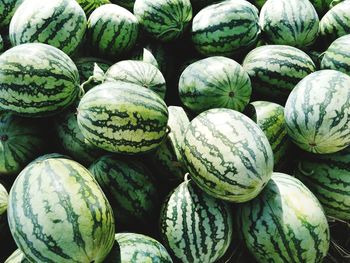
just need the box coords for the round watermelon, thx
[284,70,350,154]
[182,108,274,203]
[179,56,252,114]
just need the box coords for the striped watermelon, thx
[160,179,233,263]
[75,57,112,92]
[192,0,260,56]
[242,45,316,101]
[77,81,169,154]
[0,112,46,175]
[75,0,110,16]
[321,34,350,75]
[89,155,159,230]
[244,101,291,169]
[320,0,350,44]
[0,183,8,217]
[259,0,319,48]
[7,156,115,263]
[0,34,4,53]
[151,106,190,180]
[0,43,80,117]
[105,60,166,99]
[105,233,173,263]
[237,172,330,263]
[54,110,105,165]
[182,108,273,203]
[133,0,192,42]
[294,147,350,220]
[0,0,23,29]
[5,249,29,263]
[88,4,139,58]
[179,56,252,114]
[310,0,340,15]
[9,0,87,56]
[284,70,350,154]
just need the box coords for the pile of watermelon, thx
[0,0,349,262]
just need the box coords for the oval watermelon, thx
[77,81,169,154]
[0,43,80,117]
[7,156,115,263]
[160,179,233,263]
[237,172,330,263]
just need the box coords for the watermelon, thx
[105,60,166,99]
[237,172,330,263]
[320,0,350,44]
[74,57,112,92]
[244,101,291,169]
[105,233,173,263]
[294,147,350,220]
[89,155,159,230]
[0,0,24,29]
[0,43,80,117]
[5,249,29,263]
[259,0,319,48]
[88,4,139,58]
[310,0,342,15]
[75,0,110,16]
[133,0,192,42]
[242,45,316,101]
[321,34,350,75]
[284,70,350,154]
[160,179,233,263]
[151,106,190,180]
[9,0,87,56]
[0,112,46,175]
[0,183,8,217]
[192,0,260,57]
[182,108,273,203]
[54,109,105,165]
[179,56,252,114]
[7,155,115,263]
[77,81,169,154]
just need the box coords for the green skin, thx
[88,4,139,58]
[294,147,350,220]
[0,183,7,217]
[134,0,192,42]
[0,0,24,29]
[0,112,46,175]
[88,155,160,229]
[105,233,173,263]
[321,34,350,76]
[0,43,80,117]
[7,157,115,263]
[105,60,166,99]
[76,0,110,16]
[160,179,233,263]
[9,0,87,56]
[5,249,30,263]
[237,172,330,263]
[179,56,252,114]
